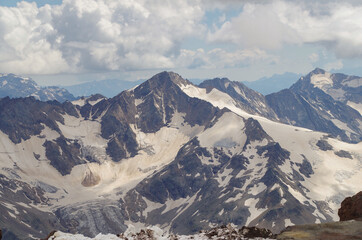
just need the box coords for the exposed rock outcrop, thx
[338,191,362,221]
[41,230,56,240]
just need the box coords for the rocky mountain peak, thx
[310,67,326,75]
[292,68,330,89]
[267,68,362,143]
[147,71,191,88]
[131,71,192,99]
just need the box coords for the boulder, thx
[338,191,362,221]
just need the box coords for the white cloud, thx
[207,2,299,50]
[177,48,277,69]
[0,2,69,74]
[208,1,362,58]
[0,0,204,74]
[309,53,319,63]
[324,60,343,71]
[1,0,362,76]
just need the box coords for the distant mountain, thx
[243,72,302,95]
[0,73,75,102]
[63,78,144,98]
[266,68,361,143]
[0,71,360,239]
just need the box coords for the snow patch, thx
[310,73,333,90]
[342,78,362,88]
[330,119,354,138]
[248,183,267,195]
[1,202,20,214]
[134,98,144,107]
[72,99,86,107]
[225,193,243,203]
[216,167,233,187]
[244,198,267,226]
[347,101,362,115]
[284,219,294,227]
[197,112,246,150]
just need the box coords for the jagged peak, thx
[291,68,331,90]
[297,68,328,82]
[131,71,193,98]
[72,94,106,106]
[148,71,191,87]
[199,77,260,97]
[200,77,230,85]
[199,77,234,89]
[310,67,326,75]
[87,93,107,101]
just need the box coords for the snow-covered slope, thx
[0,71,360,239]
[198,78,278,120]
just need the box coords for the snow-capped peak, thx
[310,71,333,90]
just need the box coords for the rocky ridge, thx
[265,68,361,143]
[0,73,75,102]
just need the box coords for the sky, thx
[1,0,362,86]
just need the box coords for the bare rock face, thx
[338,191,362,221]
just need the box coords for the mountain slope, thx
[266,68,361,143]
[198,78,278,120]
[0,73,75,102]
[0,71,360,239]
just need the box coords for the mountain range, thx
[0,74,75,102]
[0,69,360,239]
[243,72,302,95]
[63,79,144,98]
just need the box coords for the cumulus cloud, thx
[208,1,362,58]
[177,48,277,69]
[324,60,344,71]
[1,0,362,76]
[0,2,69,74]
[0,0,204,74]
